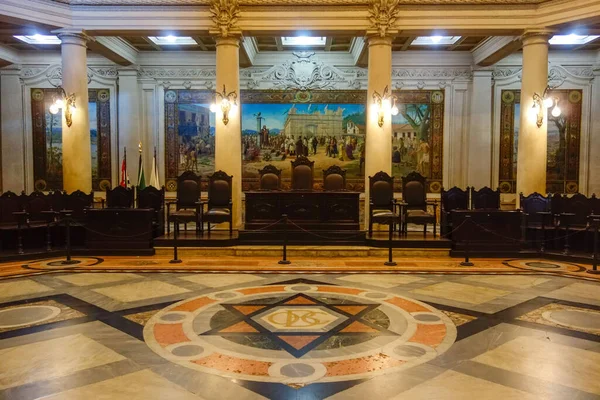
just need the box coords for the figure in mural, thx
[261,125,270,148]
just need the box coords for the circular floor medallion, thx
[504,259,586,273]
[0,305,61,329]
[543,310,600,331]
[144,283,457,384]
[23,257,103,270]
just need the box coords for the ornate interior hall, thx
[2,0,600,398]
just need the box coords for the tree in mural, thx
[398,104,431,140]
[547,112,567,179]
[45,111,62,178]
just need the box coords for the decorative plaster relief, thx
[138,67,216,80]
[51,0,553,5]
[391,68,472,80]
[210,0,240,37]
[20,64,118,85]
[368,0,400,37]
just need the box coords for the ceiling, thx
[48,0,553,4]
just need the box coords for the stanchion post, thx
[460,215,474,267]
[54,211,79,265]
[170,217,182,264]
[587,217,600,275]
[384,217,397,266]
[278,214,291,265]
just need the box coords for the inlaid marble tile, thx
[43,369,204,400]
[93,280,190,303]
[0,334,125,390]
[462,275,550,289]
[124,310,160,326]
[390,370,541,400]
[179,274,264,288]
[411,282,510,305]
[57,273,142,286]
[441,311,477,327]
[0,300,85,333]
[517,303,600,336]
[545,282,600,305]
[474,336,600,394]
[337,274,424,288]
[0,279,53,300]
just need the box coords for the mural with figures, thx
[31,88,112,191]
[499,90,582,194]
[164,90,216,191]
[240,90,444,192]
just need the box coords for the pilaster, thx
[0,66,26,192]
[468,69,493,188]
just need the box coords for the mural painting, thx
[31,88,112,191]
[499,90,582,194]
[240,90,444,192]
[164,90,215,191]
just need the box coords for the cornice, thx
[49,0,552,4]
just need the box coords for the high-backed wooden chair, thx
[291,156,314,190]
[137,186,165,237]
[0,191,26,252]
[520,192,551,250]
[368,171,399,236]
[470,186,500,210]
[201,170,233,236]
[558,193,593,253]
[167,171,201,234]
[104,186,134,208]
[323,165,347,191]
[401,171,437,237]
[64,190,94,223]
[258,165,282,191]
[440,186,469,236]
[22,191,57,251]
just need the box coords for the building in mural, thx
[282,104,345,139]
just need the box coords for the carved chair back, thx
[176,170,202,209]
[470,186,500,210]
[441,186,469,213]
[258,165,282,191]
[290,156,314,190]
[208,170,233,208]
[323,165,347,191]
[64,190,93,220]
[0,191,22,225]
[106,186,134,208]
[401,171,427,211]
[519,192,550,225]
[369,171,394,210]
[137,186,165,210]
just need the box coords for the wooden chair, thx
[323,165,347,191]
[368,171,399,236]
[440,186,469,237]
[519,192,551,250]
[104,186,134,208]
[167,171,202,234]
[201,170,233,236]
[64,190,94,223]
[558,193,593,254]
[291,155,314,191]
[0,191,27,252]
[137,186,165,237]
[400,171,437,237]
[21,191,57,251]
[258,165,282,191]
[470,186,500,210]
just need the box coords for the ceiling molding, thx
[349,36,366,66]
[88,36,138,65]
[0,44,21,65]
[241,36,258,66]
[472,36,521,66]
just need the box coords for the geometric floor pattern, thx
[1,269,600,399]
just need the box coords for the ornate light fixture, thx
[371,85,399,128]
[48,86,76,127]
[531,86,561,128]
[210,85,238,125]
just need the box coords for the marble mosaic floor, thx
[1,268,600,399]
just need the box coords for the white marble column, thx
[588,65,600,195]
[516,30,551,202]
[365,35,393,229]
[0,66,25,192]
[117,68,141,183]
[468,69,493,188]
[215,36,242,228]
[56,29,92,193]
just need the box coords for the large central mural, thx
[165,89,444,192]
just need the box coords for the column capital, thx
[520,29,553,47]
[365,35,393,47]
[52,28,94,47]
[215,35,241,48]
[117,67,140,77]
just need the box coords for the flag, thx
[137,142,146,190]
[120,147,127,188]
[149,147,160,188]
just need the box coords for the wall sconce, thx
[531,86,561,128]
[372,86,399,128]
[210,85,238,125]
[48,86,76,127]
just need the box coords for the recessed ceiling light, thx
[412,36,461,46]
[14,34,61,45]
[549,34,599,45]
[281,36,327,46]
[148,36,197,46]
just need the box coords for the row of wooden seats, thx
[440,186,501,235]
[259,158,347,191]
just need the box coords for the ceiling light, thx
[148,36,198,46]
[549,34,599,45]
[281,36,327,46]
[412,36,461,46]
[14,35,61,45]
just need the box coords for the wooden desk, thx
[245,191,360,231]
[86,208,154,250]
[450,209,522,254]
